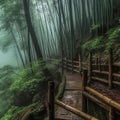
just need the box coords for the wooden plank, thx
[55,100,98,120]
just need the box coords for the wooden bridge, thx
[47,50,120,120]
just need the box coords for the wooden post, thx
[66,57,68,70]
[109,107,115,120]
[65,57,67,70]
[72,59,74,73]
[96,57,99,70]
[88,52,92,83]
[108,49,113,89]
[79,54,82,74]
[82,70,88,112]
[98,57,101,71]
[48,81,55,120]
[61,58,64,74]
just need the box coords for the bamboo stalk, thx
[55,100,98,120]
[86,87,120,111]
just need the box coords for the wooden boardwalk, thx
[55,71,84,120]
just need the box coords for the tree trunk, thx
[23,0,42,59]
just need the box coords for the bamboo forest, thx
[0,0,120,120]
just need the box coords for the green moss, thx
[55,74,66,100]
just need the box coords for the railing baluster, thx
[48,81,55,120]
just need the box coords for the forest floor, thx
[55,71,84,120]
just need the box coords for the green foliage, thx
[1,106,20,120]
[106,26,120,40]
[55,75,66,99]
[90,24,101,31]
[0,65,17,117]
[10,61,46,93]
[82,36,104,52]
[0,60,62,120]
[83,23,120,55]
[1,103,37,120]
[0,65,16,90]
[104,25,120,52]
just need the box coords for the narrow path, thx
[55,71,84,120]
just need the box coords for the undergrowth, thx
[0,59,62,120]
[82,21,120,59]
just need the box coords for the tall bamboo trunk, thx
[23,0,42,59]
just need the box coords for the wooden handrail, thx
[113,63,120,67]
[73,69,80,73]
[92,77,120,86]
[83,92,110,111]
[92,77,108,83]
[92,64,108,66]
[92,70,109,75]
[85,87,120,111]
[113,73,120,78]
[55,100,98,120]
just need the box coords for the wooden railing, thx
[89,50,120,89]
[62,49,120,88]
[48,81,98,120]
[62,55,88,73]
[82,70,120,120]
[51,50,120,119]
